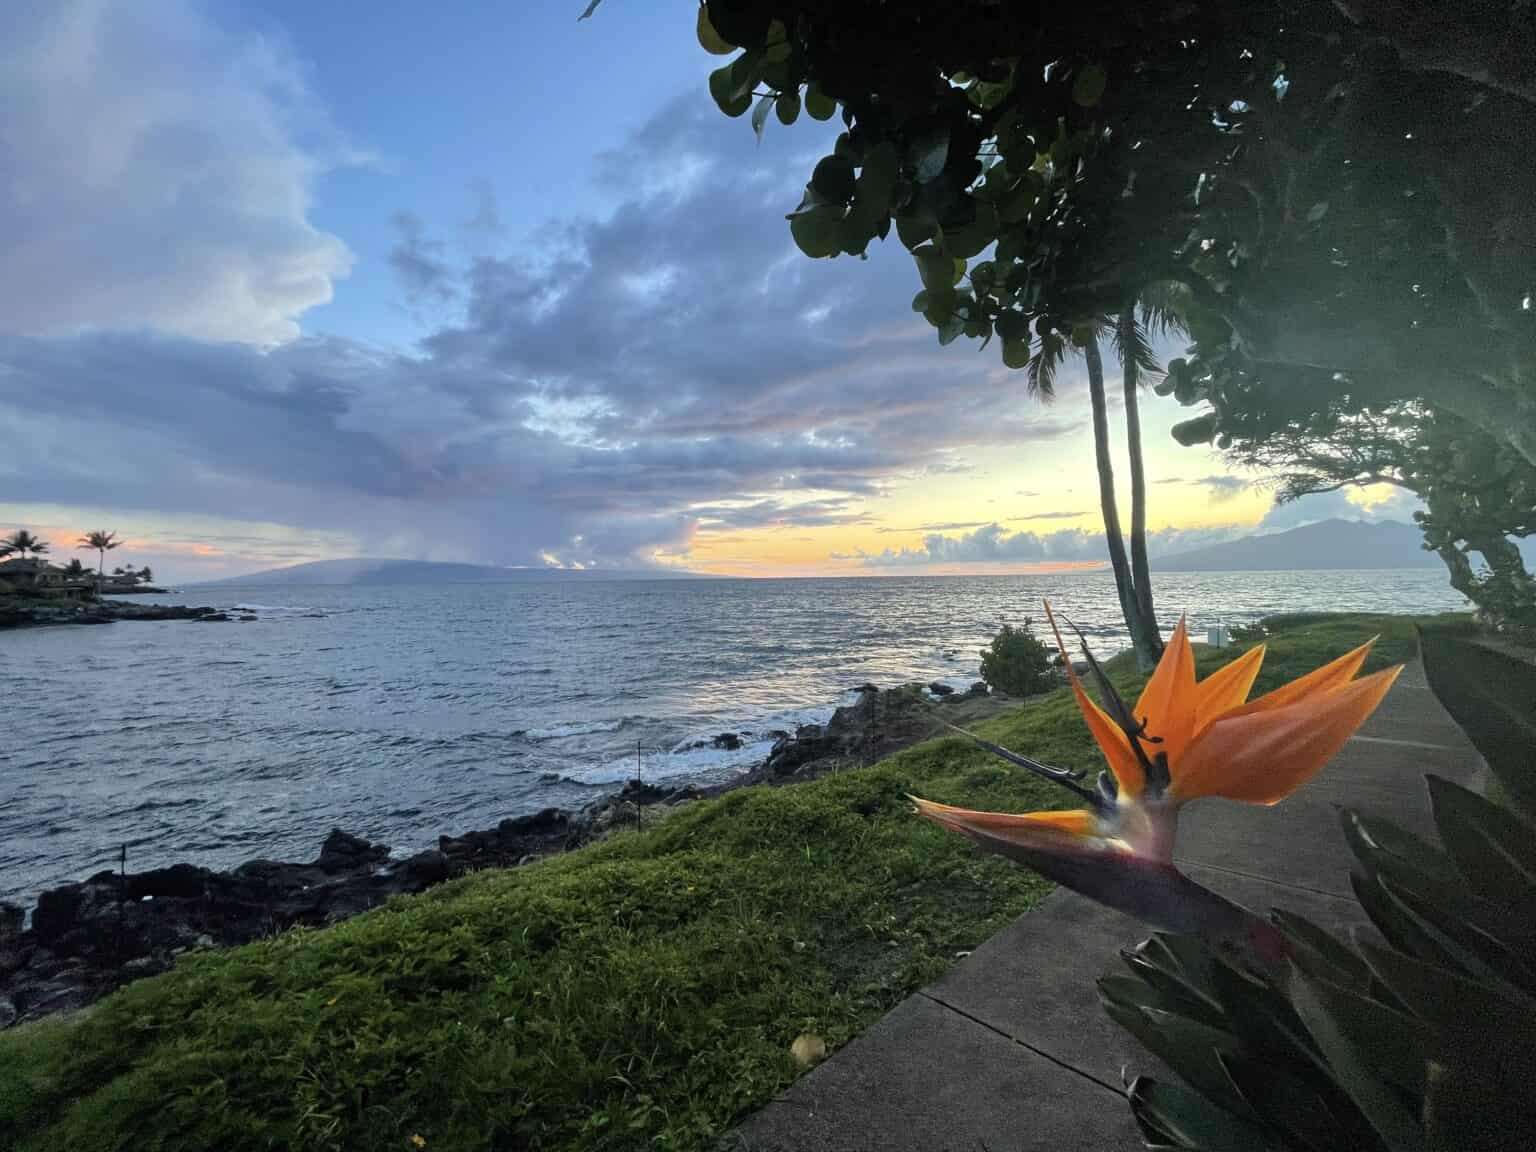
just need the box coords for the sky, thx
[0,1,1422,583]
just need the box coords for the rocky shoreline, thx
[0,680,1009,1029]
[0,595,255,630]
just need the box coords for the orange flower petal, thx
[911,796,1100,840]
[1192,644,1266,737]
[1135,615,1197,764]
[1230,638,1376,717]
[1043,601,1144,798]
[1171,665,1402,804]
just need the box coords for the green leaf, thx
[775,90,800,125]
[1273,908,1374,991]
[1127,1077,1283,1151]
[811,154,856,204]
[854,142,898,216]
[788,206,844,258]
[577,0,603,19]
[1351,870,1470,975]
[1172,413,1218,446]
[993,311,1030,344]
[708,60,753,117]
[763,18,791,63]
[908,119,950,184]
[1072,63,1107,107]
[895,211,936,250]
[1418,629,1536,820]
[937,315,964,345]
[1427,774,1536,907]
[751,94,774,140]
[1220,1054,1361,1151]
[696,4,734,54]
[1102,997,1250,1115]
[911,245,956,291]
[920,286,956,326]
[804,82,836,121]
[940,202,997,260]
[1290,968,1427,1152]
[1359,939,1535,1031]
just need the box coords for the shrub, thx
[979,621,1054,697]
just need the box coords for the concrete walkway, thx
[734,663,1484,1151]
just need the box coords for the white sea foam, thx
[524,717,629,741]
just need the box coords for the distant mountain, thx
[192,558,704,587]
[1155,519,1440,572]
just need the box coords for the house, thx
[0,558,95,599]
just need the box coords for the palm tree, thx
[1026,293,1185,671]
[139,566,154,584]
[78,530,121,583]
[63,558,86,577]
[2,530,50,560]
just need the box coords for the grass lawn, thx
[0,612,1447,1152]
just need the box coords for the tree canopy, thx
[697,0,1536,463]
[696,0,1536,630]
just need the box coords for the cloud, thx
[1259,486,1424,531]
[2,93,1103,573]
[1196,475,1249,501]
[462,181,502,238]
[1009,510,1088,521]
[877,520,991,534]
[388,213,456,303]
[845,522,1242,567]
[0,1,352,344]
[690,498,869,530]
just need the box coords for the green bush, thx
[979,620,1055,697]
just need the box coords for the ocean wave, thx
[231,603,316,614]
[558,734,779,787]
[524,717,630,741]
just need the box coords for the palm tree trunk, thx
[1085,339,1158,671]
[1119,307,1164,663]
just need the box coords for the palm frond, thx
[1027,333,1066,400]
[1137,281,1193,339]
[1113,316,1164,382]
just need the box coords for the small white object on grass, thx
[790,1033,827,1067]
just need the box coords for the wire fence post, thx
[115,842,127,987]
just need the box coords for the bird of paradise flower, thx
[913,603,1400,970]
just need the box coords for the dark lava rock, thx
[317,829,390,874]
[712,732,744,750]
[966,681,990,697]
[1,828,427,1028]
[759,685,945,782]
[196,612,231,622]
[928,681,956,696]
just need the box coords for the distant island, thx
[193,558,705,587]
[1155,518,1441,572]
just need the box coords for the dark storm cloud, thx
[1,94,1087,567]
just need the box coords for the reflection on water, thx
[0,569,1465,904]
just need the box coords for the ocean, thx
[0,569,1466,905]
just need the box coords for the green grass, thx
[0,612,1450,1152]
